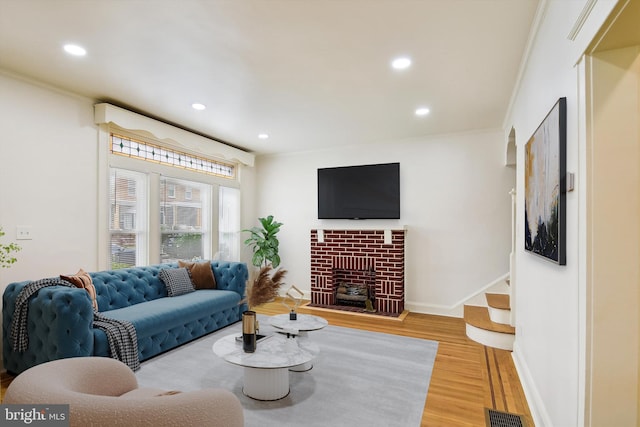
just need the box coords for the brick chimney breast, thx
[310,229,405,315]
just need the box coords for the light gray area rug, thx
[136,315,438,427]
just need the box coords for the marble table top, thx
[269,313,329,331]
[212,333,319,369]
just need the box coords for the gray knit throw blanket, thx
[10,277,140,371]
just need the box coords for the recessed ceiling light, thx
[258,133,269,140]
[391,57,412,70]
[415,107,430,116]
[191,103,206,110]
[63,44,86,56]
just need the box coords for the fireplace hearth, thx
[310,229,405,316]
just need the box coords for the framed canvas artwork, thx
[524,97,567,265]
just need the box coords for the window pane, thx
[111,232,136,268]
[218,186,240,261]
[111,133,236,179]
[161,232,203,262]
[109,168,147,269]
[160,177,210,263]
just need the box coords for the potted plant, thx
[0,226,21,268]
[243,215,282,268]
[242,216,286,310]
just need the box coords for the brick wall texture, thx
[310,229,405,314]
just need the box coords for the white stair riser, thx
[488,306,511,325]
[465,324,514,351]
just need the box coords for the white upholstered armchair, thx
[3,357,244,427]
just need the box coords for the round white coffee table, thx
[269,313,328,371]
[212,333,319,401]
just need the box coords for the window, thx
[106,133,240,269]
[97,105,253,271]
[111,133,236,179]
[160,177,210,263]
[109,169,147,269]
[218,186,241,261]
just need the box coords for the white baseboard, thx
[406,301,463,317]
[297,272,510,319]
[512,341,553,427]
[406,272,510,318]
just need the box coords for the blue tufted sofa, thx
[2,261,248,375]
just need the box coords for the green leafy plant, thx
[0,226,21,269]
[243,215,282,268]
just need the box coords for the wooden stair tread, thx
[486,293,510,310]
[464,305,515,334]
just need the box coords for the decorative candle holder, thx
[242,311,257,353]
[281,285,304,320]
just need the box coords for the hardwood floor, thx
[1,302,533,426]
[257,301,533,427]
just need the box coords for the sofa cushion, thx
[61,269,98,311]
[159,268,194,297]
[178,260,217,290]
[102,290,240,338]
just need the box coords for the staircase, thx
[464,290,515,351]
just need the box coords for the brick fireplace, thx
[310,228,406,316]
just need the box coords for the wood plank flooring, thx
[1,302,534,426]
[258,301,533,426]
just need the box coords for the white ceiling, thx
[0,0,539,156]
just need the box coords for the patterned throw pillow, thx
[178,260,217,290]
[159,268,195,297]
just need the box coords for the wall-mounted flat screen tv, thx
[317,162,400,219]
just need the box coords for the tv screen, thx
[317,163,400,219]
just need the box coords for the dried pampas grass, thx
[246,265,287,309]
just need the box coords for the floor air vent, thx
[485,408,527,427]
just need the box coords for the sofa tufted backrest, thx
[211,261,247,295]
[90,261,248,312]
[90,264,174,312]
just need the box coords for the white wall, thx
[0,73,99,285]
[505,1,622,426]
[254,130,514,314]
[509,5,582,426]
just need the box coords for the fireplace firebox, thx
[334,268,376,309]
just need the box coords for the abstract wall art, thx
[524,97,567,265]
